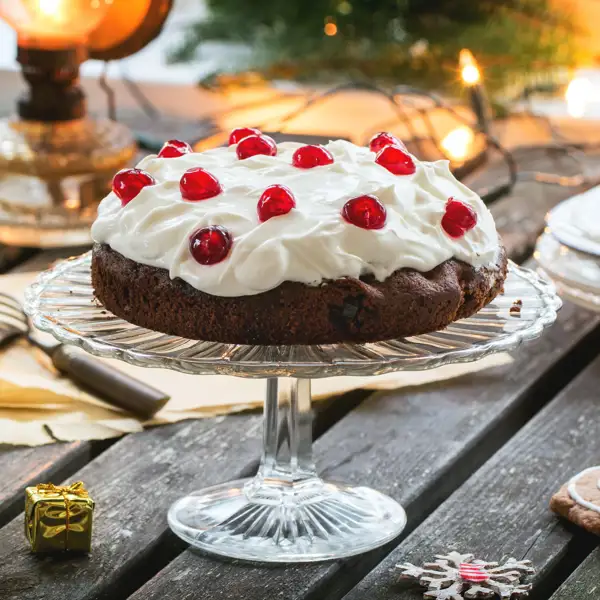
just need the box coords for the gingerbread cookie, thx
[551,466,600,535]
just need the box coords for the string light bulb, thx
[337,1,352,15]
[460,49,481,86]
[458,49,491,137]
[324,17,337,36]
[324,22,337,36]
[441,126,475,162]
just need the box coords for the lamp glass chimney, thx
[0,0,110,49]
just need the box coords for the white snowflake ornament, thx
[397,551,535,600]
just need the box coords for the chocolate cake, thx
[91,131,508,345]
[92,242,507,345]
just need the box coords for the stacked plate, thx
[535,188,600,311]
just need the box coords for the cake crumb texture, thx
[92,243,508,345]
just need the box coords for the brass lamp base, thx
[0,117,136,247]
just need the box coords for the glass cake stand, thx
[24,253,561,563]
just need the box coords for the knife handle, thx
[50,345,170,419]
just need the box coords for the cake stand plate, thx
[24,254,561,563]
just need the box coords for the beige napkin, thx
[0,271,512,446]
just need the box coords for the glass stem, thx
[248,378,319,499]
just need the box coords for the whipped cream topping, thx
[92,140,501,297]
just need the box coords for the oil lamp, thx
[0,0,171,247]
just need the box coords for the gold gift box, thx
[25,482,94,553]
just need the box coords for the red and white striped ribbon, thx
[458,563,489,583]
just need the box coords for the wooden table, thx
[0,141,599,600]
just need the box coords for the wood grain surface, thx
[342,356,600,600]
[551,548,600,599]
[0,443,91,527]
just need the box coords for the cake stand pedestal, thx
[24,254,561,563]
[168,377,406,562]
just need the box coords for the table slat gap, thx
[549,547,600,600]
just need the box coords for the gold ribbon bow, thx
[35,482,89,549]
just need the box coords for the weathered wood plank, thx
[0,415,262,600]
[550,548,600,599]
[341,356,600,600]
[123,297,600,600]
[0,246,36,275]
[0,248,95,526]
[0,384,370,600]
[0,443,91,527]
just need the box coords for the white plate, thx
[535,232,600,312]
[546,187,600,256]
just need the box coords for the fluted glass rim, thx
[24,253,561,378]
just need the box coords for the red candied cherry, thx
[189,226,232,265]
[180,167,222,201]
[229,127,261,145]
[441,197,477,239]
[292,144,334,169]
[375,145,415,175]
[158,139,192,158]
[112,168,156,206]
[368,131,406,153]
[258,184,296,222]
[342,194,387,230]
[236,134,277,160]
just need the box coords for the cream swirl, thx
[91,140,501,297]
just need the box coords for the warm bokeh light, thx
[460,49,481,86]
[565,77,592,118]
[0,0,110,48]
[441,126,475,161]
[337,1,352,15]
[38,0,62,18]
[324,22,337,36]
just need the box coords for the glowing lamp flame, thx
[441,126,475,162]
[0,0,110,48]
[460,49,481,86]
[565,77,592,118]
[38,0,63,18]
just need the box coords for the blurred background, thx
[2,0,600,250]
[1,0,599,109]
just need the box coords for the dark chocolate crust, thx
[92,243,508,345]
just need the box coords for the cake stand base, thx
[168,377,405,563]
[168,477,406,563]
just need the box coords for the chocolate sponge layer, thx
[91,242,508,345]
